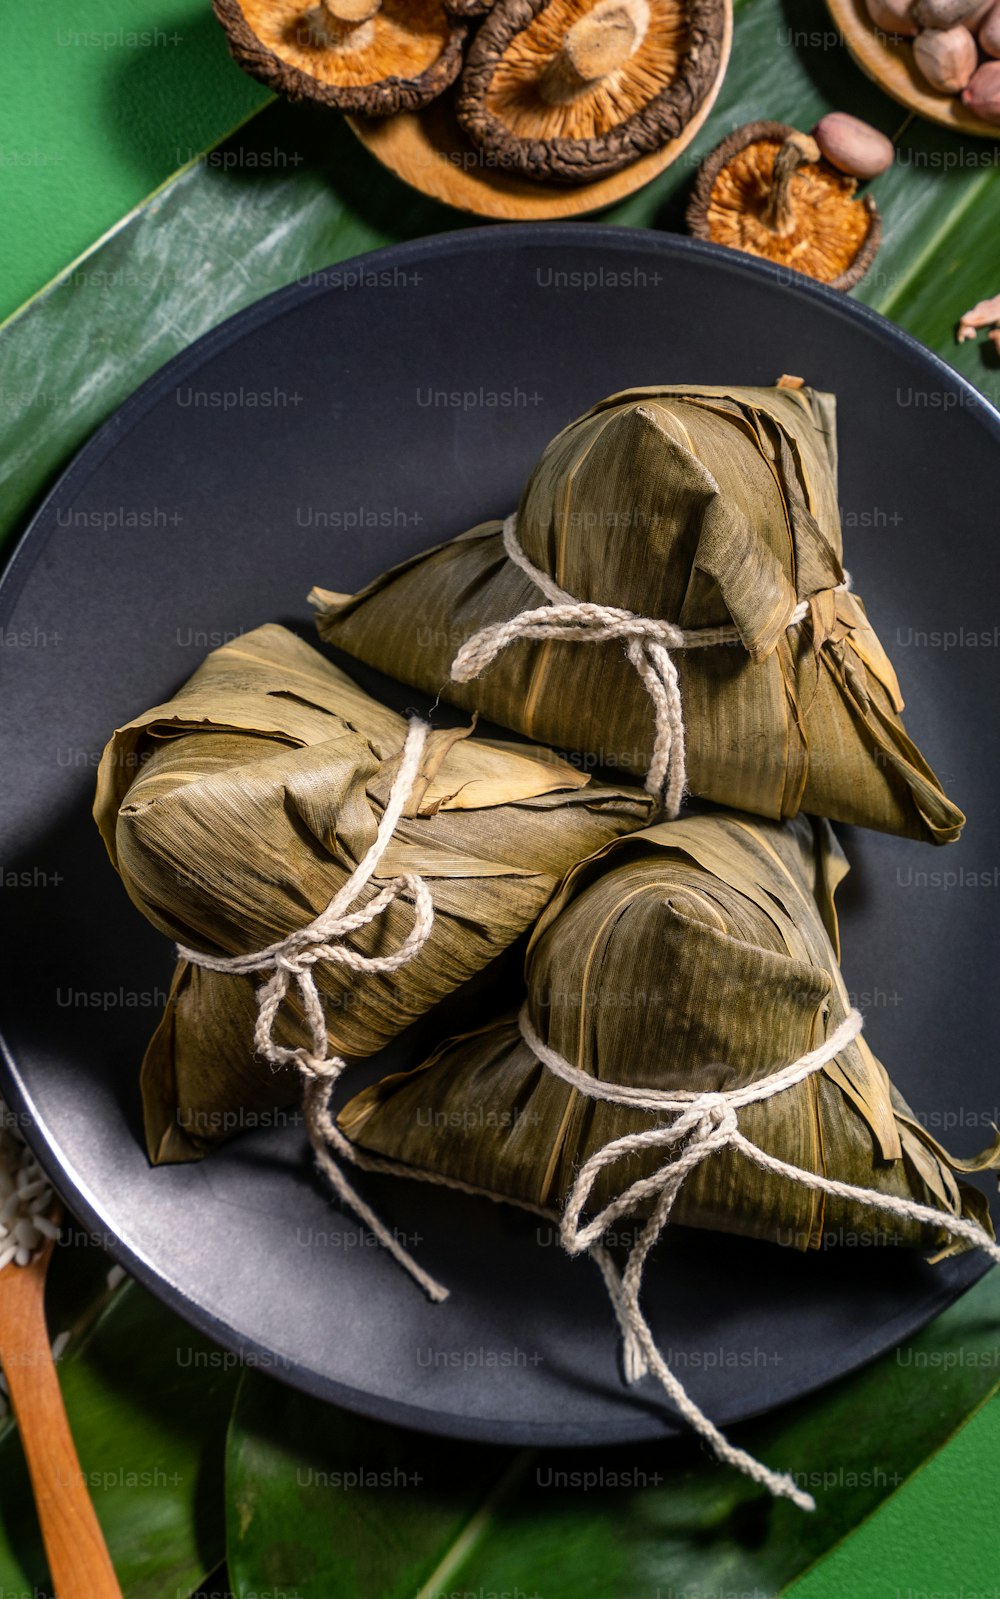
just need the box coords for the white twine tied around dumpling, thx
[518,1003,1000,1512]
[178,719,449,1303]
[451,515,851,818]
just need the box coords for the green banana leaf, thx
[3,0,1000,564]
[226,1267,1000,1599]
[0,1273,239,1599]
[226,1392,524,1599]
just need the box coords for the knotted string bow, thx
[519,1004,1000,1510]
[452,515,849,818]
[179,719,448,1302]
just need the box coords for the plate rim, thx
[4,223,1000,623]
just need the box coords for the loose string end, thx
[769,1474,816,1514]
[306,1098,450,1304]
[622,1332,649,1385]
[588,1243,650,1383]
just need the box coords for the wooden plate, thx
[827,0,1000,138]
[345,0,733,219]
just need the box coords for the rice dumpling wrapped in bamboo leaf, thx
[339,811,998,1253]
[339,810,999,1507]
[93,624,652,1163]
[311,382,963,844]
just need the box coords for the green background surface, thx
[1,1,997,1594]
[0,0,268,324]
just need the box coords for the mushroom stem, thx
[540,0,649,103]
[321,0,381,19]
[304,0,380,49]
[761,132,821,236]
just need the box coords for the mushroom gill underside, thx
[707,141,874,281]
[213,0,467,113]
[457,0,725,183]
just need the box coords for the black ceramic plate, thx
[1,227,998,1448]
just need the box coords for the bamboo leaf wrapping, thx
[92,624,652,1162]
[311,383,963,844]
[340,812,998,1252]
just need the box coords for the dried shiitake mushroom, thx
[456,0,727,184]
[213,0,469,115]
[687,120,882,290]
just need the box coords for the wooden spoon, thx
[0,1212,122,1599]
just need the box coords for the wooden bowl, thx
[826,0,1000,138]
[345,0,733,219]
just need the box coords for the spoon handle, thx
[1,1267,122,1599]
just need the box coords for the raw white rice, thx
[0,1096,63,1425]
[0,1098,56,1270]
